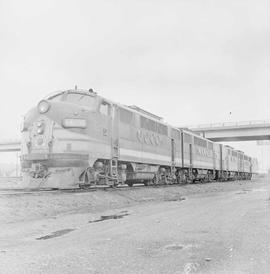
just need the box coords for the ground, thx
[0,176,270,274]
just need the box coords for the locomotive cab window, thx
[48,94,63,102]
[100,101,111,116]
[64,93,97,109]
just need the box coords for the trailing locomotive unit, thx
[21,89,256,189]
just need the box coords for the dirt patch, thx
[235,191,248,195]
[0,177,22,190]
[0,178,268,225]
[165,244,184,251]
[164,196,186,202]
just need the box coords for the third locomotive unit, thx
[20,89,258,189]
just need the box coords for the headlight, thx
[37,121,43,127]
[37,128,44,134]
[62,118,87,128]
[38,100,50,114]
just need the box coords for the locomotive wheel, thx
[144,180,151,186]
[126,181,133,187]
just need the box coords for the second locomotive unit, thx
[20,89,257,189]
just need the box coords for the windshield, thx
[46,91,65,101]
[46,91,98,109]
[64,93,97,109]
[48,94,64,101]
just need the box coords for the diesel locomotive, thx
[20,89,258,189]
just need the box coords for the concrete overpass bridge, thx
[0,140,20,152]
[185,120,270,142]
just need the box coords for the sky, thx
[1,0,270,170]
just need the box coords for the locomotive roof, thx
[45,89,168,124]
[181,128,214,141]
[225,145,234,149]
[45,89,98,100]
[127,105,163,121]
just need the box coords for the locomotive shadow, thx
[88,212,130,223]
[36,228,75,240]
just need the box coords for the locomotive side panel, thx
[230,149,238,172]
[170,128,182,168]
[237,151,244,173]
[52,114,111,162]
[182,132,192,168]
[213,143,221,171]
[243,155,251,173]
[220,145,227,172]
[223,146,238,179]
[251,158,259,174]
[181,131,214,171]
[118,107,142,163]
[192,137,214,170]
[119,111,172,166]
[224,147,230,171]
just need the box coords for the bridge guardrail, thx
[183,119,270,129]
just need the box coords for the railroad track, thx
[0,183,171,196]
[0,179,242,196]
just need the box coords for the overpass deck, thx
[0,140,21,152]
[185,120,270,142]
